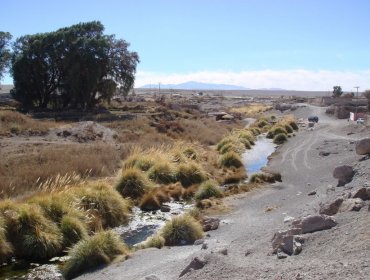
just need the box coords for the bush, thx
[250,172,282,184]
[5,204,63,259]
[61,215,88,248]
[175,162,207,188]
[273,133,288,145]
[195,181,223,200]
[160,214,204,246]
[289,121,299,130]
[0,216,13,262]
[139,192,161,211]
[284,124,293,133]
[216,137,234,152]
[238,138,251,149]
[186,207,203,221]
[68,183,130,229]
[267,126,287,139]
[249,127,260,136]
[63,230,129,279]
[256,119,269,128]
[148,162,176,184]
[138,234,165,249]
[238,130,255,145]
[182,147,198,160]
[28,195,69,223]
[116,168,153,199]
[122,154,155,172]
[218,152,243,168]
[223,167,247,184]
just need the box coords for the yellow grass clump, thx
[115,167,154,199]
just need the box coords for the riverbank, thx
[75,105,370,280]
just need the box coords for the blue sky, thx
[2,0,370,90]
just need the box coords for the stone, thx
[353,187,370,201]
[201,243,208,250]
[338,198,365,212]
[160,204,171,212]
[277,250,289,259]
[194,239,205,245]
[271,228,302,254]
[202,217,220,232]
[333,165,355,186]
[355,138,370,155]
[298,214,337,234]
[319,198,344,216]
[308,190,317,196]
[179,257,207,277]
[293,240,303,255]
[218,248,228,255]
[280,235,294,255]
[144,275,160,280]
[319,151,330,156]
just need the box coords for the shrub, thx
[267,126,287,139]
[61,215,89,248]
[250,172,282,183]
[160,215,204,246]
[238,138,251,149]
[216,137,234,152]
[68,183,130,229]
[195,181,223,201]
[186,207,203,221]
[289,121,299,130]
[0,216,13,262]
[256,119,269,128]
[148,162,176,184]
[116,168,153,199]
[63,230,129,279]
[28,195,69,223]
[249,127,260,136]
[5,204,63,259]
[175,162,207,188]
[238,130,255,145]
[122,154,155,172]
[138,234,165,249]
[182,147,198,160]
[273,133,288,145]
[284,124,293,134]
[139,192,161,211]
[218,152,243,168]
[223,168,247,184]
[219,142,239,154]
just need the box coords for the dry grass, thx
[0,143,129,199]
[0,111,57,136]
[230,104,272,117]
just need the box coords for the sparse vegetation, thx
[195,181,223,200]
[160,214,204,246]
[63,230,129,279]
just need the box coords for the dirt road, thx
[76,105,370,280]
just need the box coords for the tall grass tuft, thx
[175,162,207,188]
[60,215,89,248]
[4,203,63,259]
[218,152,243,168]
[195,181,223,201]
[63,230,129,279]
[273,133,288,145]
[137,234,165,249]
[0,216,13,262]
[160,214,204,246]
[68,183,130,229]
[148,162,176,184]
[28,195,69,223]
[116,168,153,199]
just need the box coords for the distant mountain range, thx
[140,81,248,90]
[140,81,286,91]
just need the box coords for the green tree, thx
[0,32,12,82]
[11,21,139,110]
[332,86,343,97]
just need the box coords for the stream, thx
[1,135,276,279]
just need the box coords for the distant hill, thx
[141,81,248,90]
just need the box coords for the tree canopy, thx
[11,21,139,110]
[332,86,343,98]
[0,31,12,82]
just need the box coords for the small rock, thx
[339,198,365,212]
[319,198,344,216]
[277,250,289,259]
[308,190,317,196]
[202,217,220,232]
[245,250,252,256]
[333,165,355,186]
[284,216,295,223]
[293,241,302,255]
[353,187,370,201]
[355,138,370,155]
[194,239,205,245]
[218,248,228,255]
[179,257,207,277]
[271,228,302,254]
[319,151,330,156]
[201,243,208,250]
[160,204,171,212]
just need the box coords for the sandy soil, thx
[74,105,369,280]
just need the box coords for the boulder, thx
[179,257,207,277]
[202,217,220,232]
[338,198,365,212]
[333,165,355,186]
[355,138,370,155]
[352,187,370,201]
[296,215,337,234]
[271,228,302,254]
[319,198,344,216]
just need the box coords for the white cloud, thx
[135,69,370,91]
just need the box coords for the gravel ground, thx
[76,105,370,280]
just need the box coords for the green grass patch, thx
[195,181,223,201]
[218,152,243,168]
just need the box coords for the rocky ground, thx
[74,105,370,280]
